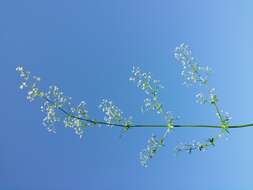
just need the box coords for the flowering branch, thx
[16,43,248,167]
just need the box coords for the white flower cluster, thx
[195,88,217,105]
[99,99,132,126]
[174,45,232,126]
[142,98,163,114]
[41,86,90,137]
[130,67,164,114]
[16,66,43,102]
[130,66,178,166]
[195,93,207,104]
[41,85,71,133]
[63,101,89,138]
[140,135,162,167]
[41,100,59,133]
[174,44,232,153]
[16,66,30,89]
[16,66,91,137]
[175,139,215,154]
[44,86,71,108]
[129,66,163,95]
[208,88,232,127]
[209,88,218,104]
[174,43,211,86]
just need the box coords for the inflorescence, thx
[99,99,132,128]
[174,43,212,86]
[16,67,91,138]
[140,135,163,167]
[174,43,232,153]
[130,66,178,167]
[16,43,234,167]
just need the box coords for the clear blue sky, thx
[1,0,253,189]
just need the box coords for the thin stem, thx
[212,102,224,124]
[43,96,253,130]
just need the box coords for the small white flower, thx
[99,99,132,127]
[196,93,207,104]
[140,135,162,167]
[174,43,211,86]
[130,67,163,96]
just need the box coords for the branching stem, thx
[44,97,253,130]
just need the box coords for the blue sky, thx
[1,0,253,189]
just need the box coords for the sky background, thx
[1,0,253,189]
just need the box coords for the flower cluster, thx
[195,93,207,104]
[175,138,216,154]
[99,99,132,127]
[129,66,163,95]
[41,100,59,133]
[140,135,162,167]
[16,66,31,89]
[142,98,163,114]
[41,86,91,137]
[130,66,179,166]
[63,101,89,138]
[209,88,232,130]
[44,86,71,108]
[195,88,218,105]
[40,85,72,133]
[139,111,178,167]
[175,44,232,126]
[130,67,164,114]
[129,66,177,121]
[16,43,236,167]
[16,66,43,101]
[174,43,211,86]
[174,44,232,152]
[16,66,91,137]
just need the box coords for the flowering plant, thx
[17,43,247,167]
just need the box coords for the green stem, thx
[43,96,253,130]
[212,102,225,125]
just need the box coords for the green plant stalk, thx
[44,97,252,130]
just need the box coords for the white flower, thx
[99,99,123,125]
[175,140,209,153]
[140,135,162,167]
[196,93,207,104]
[130,66,167,116]
[99,99,132,127]
[130,66,163,95]
[16,66,91,138]
[174,43,211,86]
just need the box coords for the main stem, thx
[44,97,253,130]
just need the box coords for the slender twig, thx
[43,96,253,130]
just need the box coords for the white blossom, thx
[174,43,211,86]
[16,66,43,101]
[99,99,132,127]
[195,93,207,104]
[41,101,59,133]
[44,86,71,108]
[130,66,163,96]
[175,140,210,153]
[63,101,89,138]
[140,135,162,167]
[130,67,166,115]
[99,99,123,125]
[16,66,90,137]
